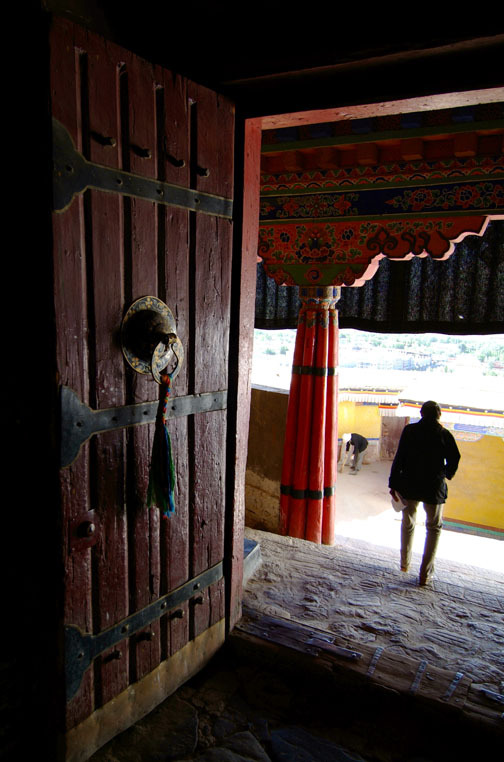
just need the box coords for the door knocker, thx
[122,297,183,517]
[121,296,184,384]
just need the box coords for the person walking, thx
[389,400,460,586]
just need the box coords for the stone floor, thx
[89,634,502,762]
[90,645,378,762]
[91,522,503,762]
[243,527,504,689]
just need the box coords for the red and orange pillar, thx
[280,286,340,545]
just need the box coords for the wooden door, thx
[380,416,408,460]
[50,17,238,758]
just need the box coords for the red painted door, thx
[50,16,239,756]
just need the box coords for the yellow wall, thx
[246,390,504,537]
[444,434,504,533]
[337,401,381,439]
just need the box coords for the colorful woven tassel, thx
[147,373,176,518]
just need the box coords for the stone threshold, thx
[232,604,503,739]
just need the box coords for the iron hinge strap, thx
[306,637,362,662]
[410,659,428,695]
[52,118,233,219]
[60,385,228,468]
[443,671,464,700]
[366,646,384,677]
[478,688,504,705]
[65,561,223,701]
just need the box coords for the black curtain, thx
[255,221,504,334]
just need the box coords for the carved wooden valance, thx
[258,104,504,287]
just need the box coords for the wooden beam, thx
[356,143,378,165]
[454,133,478,157]
[233,607,503,731]
[260,88,504,131]
[400,138,424,161]
[225,116,262,633]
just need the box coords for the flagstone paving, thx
[91,527,503,762]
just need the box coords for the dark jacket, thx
[346,433,368,454]
[389,419,460,504]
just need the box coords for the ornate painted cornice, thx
[260,156,504,195]
[259,215,494,286]
[258,138,504,286]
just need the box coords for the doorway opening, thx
[247,327,503,572]
[244,87,503,569]
[240,90,504,718]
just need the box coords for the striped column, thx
[280,286,340,544]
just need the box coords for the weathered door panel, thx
[52,18,95,728]
[50,16,234,746]
[86,29,129,712]
[189,80,233,639]
[124,49,165,689]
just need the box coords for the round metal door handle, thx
[121,296,184,384]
